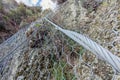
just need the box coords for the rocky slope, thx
[0,0,120,80]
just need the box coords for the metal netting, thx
[0,0,120,80]
[12,20,119,80]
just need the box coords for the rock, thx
[1,0,18,12]
[17,76,24,80]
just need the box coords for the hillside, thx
[0,0,42,44]
[0,0,120,80]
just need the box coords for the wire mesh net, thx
[12,20,117,80]
[0,0,120,80]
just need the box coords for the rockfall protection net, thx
[1,0,120,79]
[16,19,120,80]
[1,18,120,79]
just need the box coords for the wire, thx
[45,18,120,73]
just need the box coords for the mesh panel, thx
[0,0,120,80]
[13,22,117,80]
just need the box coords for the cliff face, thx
[0,0,120,80]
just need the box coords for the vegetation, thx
[0,3,42,43]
